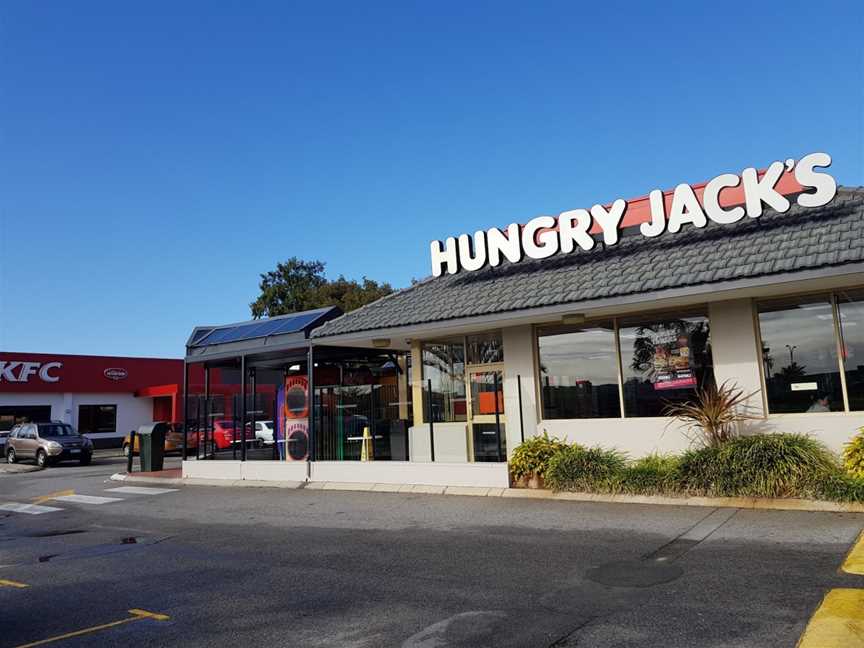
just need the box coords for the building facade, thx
[0,352,184,447]
[182,172,864,487]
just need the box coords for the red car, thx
[211,420,258,450]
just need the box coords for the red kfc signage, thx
[0,352,183,394]
[0,360,63,384]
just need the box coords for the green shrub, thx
[546,445,627,492]
[843,427,864,478]
[673,434,837,498]
[509,433,570,481]
[616,454,680,495]
[817,472,864,503]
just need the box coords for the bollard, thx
[127,429,136,473]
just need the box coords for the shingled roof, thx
[313,187,864,338]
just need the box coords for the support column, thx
[708,299,765,417]
[502,325,539,456]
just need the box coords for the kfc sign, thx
[430,152,837,276]
[0,361,62,383]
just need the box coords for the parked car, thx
[208,420,258,450]
[254,420,275,445]
[122,423,198,457]
[6,422,93,467]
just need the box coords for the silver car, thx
[6,422,93,467]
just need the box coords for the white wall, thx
[0,392,154,443]
[708,300,765,416]
[521,299,864,457]
[502,325,538,457]
[0,393,65,419]
[312,461,509,487]
[409,422,469,462]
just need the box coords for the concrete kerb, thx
[109,473,864,513]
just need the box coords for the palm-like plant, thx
[663,380,760,448]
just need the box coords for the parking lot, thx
[1,457,863,647]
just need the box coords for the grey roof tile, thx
[314,188,864,338]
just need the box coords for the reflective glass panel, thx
[537,323,621,419]
[836,290,864,411]
[619,314,713,417]
[421,342,467,423]
[758,296,843,413]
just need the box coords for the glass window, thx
[836,290,864,411]
[77,404,117,434]
[469,370,504,416]
[619,313,713,417]
[537,323,621,419]
[421,342,466,422]
[758,296,843,413]
[467,333,503,364]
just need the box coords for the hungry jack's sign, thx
[430,152,837,277]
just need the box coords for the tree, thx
[250,257,394,318]
[779,362,807,381]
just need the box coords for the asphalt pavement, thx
[0,457,862,647]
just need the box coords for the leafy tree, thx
[779,362,807,381]
[250,257,394,318]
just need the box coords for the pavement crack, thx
[547,614,603,647]
[646,507,739,562]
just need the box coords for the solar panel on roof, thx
[190,329,213,344]
[191,308,333,347]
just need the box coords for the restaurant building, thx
[0,352,184,448]
[182,155,864,487]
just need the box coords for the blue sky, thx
[1,1,862,358]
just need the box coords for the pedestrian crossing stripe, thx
[0,502,63,515]
[52,494,124,505]
[105,486,178,495]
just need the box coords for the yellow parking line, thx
[842,530,864,575]
[13,609,169,648]
[0,579,29,588]
[797,589,864,647]
[31,490,74,505]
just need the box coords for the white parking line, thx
[105,486,178,495]
[52,494,124,505]
[0,502,63,515]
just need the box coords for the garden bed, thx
[510,431,864,505]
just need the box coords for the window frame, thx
[77,404,118,434]
[533,307,715,421]
[754,288,864,415]
[534,319,624,420]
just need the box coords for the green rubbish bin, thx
[138,422,167,472]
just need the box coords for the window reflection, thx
[837,290,864,411]
[758,296,843,413]
[619,314,713,417]
[537,323,621,418]
[466,333,504,364]
[421,342,467,422]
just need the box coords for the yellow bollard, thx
[361,426,373,462]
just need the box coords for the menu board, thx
[650,330,696,391]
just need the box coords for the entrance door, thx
[466,368,506,462]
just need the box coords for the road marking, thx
[13,608,170,648]
[798,589,864,647]
[105,486,178,495]
[842,530,864,575]
[0,503,63,515]
[0,579,29,588]
[32,490,74,505]
[52,494,124,505]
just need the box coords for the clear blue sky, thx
[1,1,862,358]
